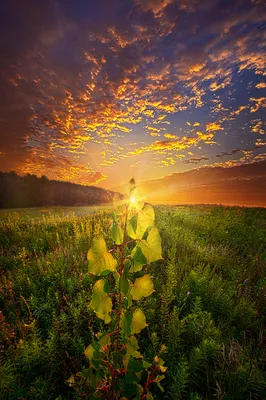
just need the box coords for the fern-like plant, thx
[68,179,166,399]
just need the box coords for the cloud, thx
[164,133,179,139]
[185,156,209,164]
[135,0,173,15]
[251,120,265,135]
[145,126,163,136]
[216,149,241,158]
[206,122,224,132]
[196,131,215,143]
[250,97,266,113]
[0,0,266,185]
[256,82,266,89]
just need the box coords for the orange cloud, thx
[135,0,173,14]
[256,82,266,89]
[196,131,215,142]
[250,97,266,113]
[252,120,265,135]
[164,133,179,139]
[206,122,224,132]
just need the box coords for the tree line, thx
[0,171,115,208]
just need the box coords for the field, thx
[0,205,266,399]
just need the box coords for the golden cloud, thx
[256,82,266,89]
[206,122,224,132]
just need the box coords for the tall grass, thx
[0,206,265,399]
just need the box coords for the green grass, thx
[0,205,113,220]
[0,205,266,399]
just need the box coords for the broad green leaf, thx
[122,382,143,399]
[87,237,117,275]
[83,369,100,390]
[126,335,142,357]
[131,245,147,264]
[131,275,155,301]
[121,311,132,339]
[125,357,143,384]
[143,360,152,369]
[112,210,117,223]
[131,308,148,334]
[123,382,139,396]
[127,291,133,308]
[130,261,143,273]
[84,344,94,361]
[89,279,112,323]
[136,383,143,399]
[128,357,144,372]
[113,193,126,215]
[96,332,111,346]
[135,200,144,212]
[84,342,100,361]
[111,222,123,245]
[119,275,129,296]
[123,259,130,278]
[128,335,139,349]
[131,261,144,273]
[123,354,130,371]
[155,374,165,392]
[126,342,142,358]
[137,204,155,237]
[131,245,146,272]
[139,227,162,263]
[127,215,138,238]
[84,342,101,368]
[127,204,155,240]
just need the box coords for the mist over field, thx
[115,160,266,207]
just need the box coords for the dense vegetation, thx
[0,205,266,399]
[0,172,114,208]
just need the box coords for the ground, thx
[0,205,265,399]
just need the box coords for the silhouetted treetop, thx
[0,171,117,208]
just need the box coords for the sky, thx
[0,0,265,191]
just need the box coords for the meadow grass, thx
[0,205,265,399]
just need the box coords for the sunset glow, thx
[130,197,136,204]
[0,0,265,205]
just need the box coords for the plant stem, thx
[115,203,129,352]
[112,203,129,397]
[141,369,156,399]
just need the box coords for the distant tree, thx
[0,171,117,209]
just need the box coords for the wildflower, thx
[187,291,190,296]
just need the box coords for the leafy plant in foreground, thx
[68,179,166,399]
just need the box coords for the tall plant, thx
[69,179,166,399]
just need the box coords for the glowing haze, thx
[0,0,265,202]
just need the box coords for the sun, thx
[130,196,136,204]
